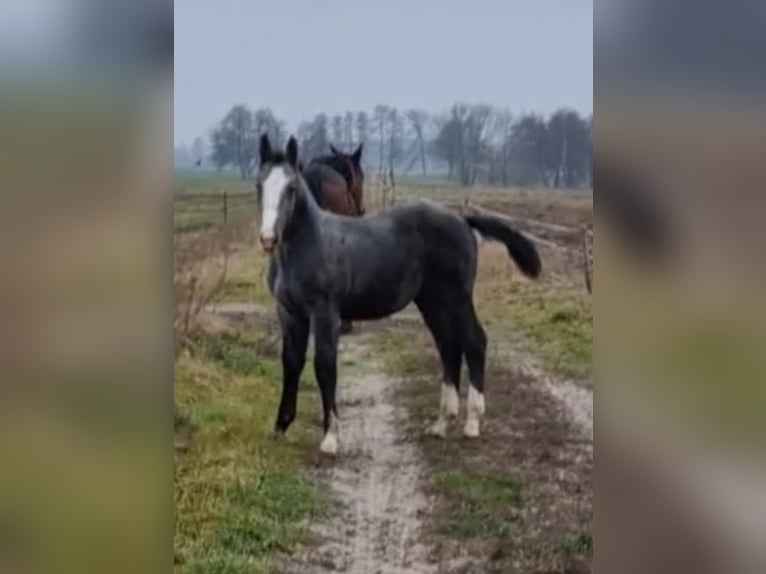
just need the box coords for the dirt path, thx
[282,331,436,574]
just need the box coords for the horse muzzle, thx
[260,234,277,253]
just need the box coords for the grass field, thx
[174,325,327,573]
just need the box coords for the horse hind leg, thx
[461,303,487,438]
[416,297,462,438]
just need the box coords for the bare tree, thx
[405,109,429,176]
[331,115,344,147]
[463,104,492,185]
[546,108,590,188]
[487,109,513,185]
[191,136,205,166]
[209,104,257,180]
[355,111,369,149]
[343,112,354,148]
[387,107,404,175]
[373,104,389,172]
[298,113,329,161]
[433,103,492,186]
[507,113,548,186]
[254,108,286,150]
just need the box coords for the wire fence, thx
[174,172,396,234]
[174,191,255,234]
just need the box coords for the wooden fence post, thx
[223,191,228,223]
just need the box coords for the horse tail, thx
[464,215,542,279]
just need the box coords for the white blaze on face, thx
[260,166,290,241]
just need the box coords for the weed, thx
[562,530,593,555]
[436,470,522,539]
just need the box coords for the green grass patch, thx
[189,330,279,380]
[562,530,593,556]
[377,331,434,376]
[174,193,256,233]
[175,327,325,573]
[435,470,522,539]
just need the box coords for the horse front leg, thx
[312,305,341,454]
[275,306,310,434]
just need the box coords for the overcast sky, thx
[174,0,592,145]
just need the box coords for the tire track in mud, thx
[282,331,436,574]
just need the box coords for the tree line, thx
[200,103,592,189]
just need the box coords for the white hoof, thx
[428,418,448,438]
[319,432,338,455]
[319,414,339,455]
[463,419,480,438]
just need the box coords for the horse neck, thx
[279,181,323,258]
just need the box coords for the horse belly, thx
[340,277,419,320]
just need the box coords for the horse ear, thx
[329,144,340,155]
[285,136,299,166]
[259,134,272,164]
[352,143,363,163]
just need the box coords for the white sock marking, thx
[319,413,339,455]
[429,417,447,438]
[442,383,459,417]
[430,383,459,438]
[464,386,485,438]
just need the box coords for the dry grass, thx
[474,241,593,381]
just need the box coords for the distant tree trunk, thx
[555,137,568,188]
[378,124,385,173]
[419,135,427,176]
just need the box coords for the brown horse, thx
[302,163,358,216]
[308,144,365,216]
[302,144,366,334]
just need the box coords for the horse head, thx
[255,134,307,253]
